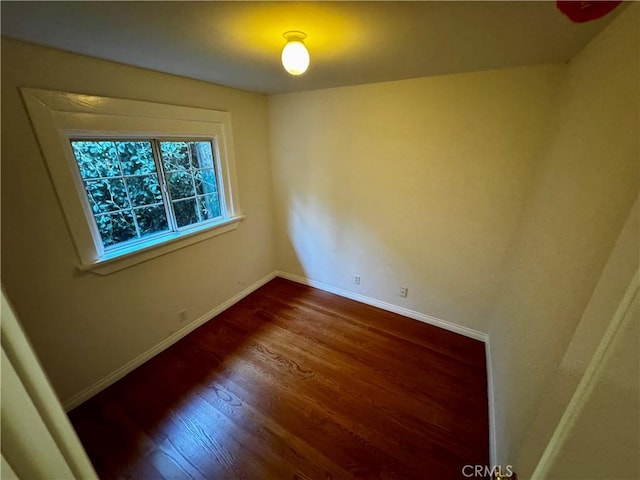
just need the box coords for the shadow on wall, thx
[269,65,563,333]
[282,189,413,294]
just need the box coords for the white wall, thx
[487,4,639,466]
[1,38,276,404]
[269,65,563,332]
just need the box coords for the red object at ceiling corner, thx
[557,1,623,23]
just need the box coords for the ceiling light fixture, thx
[281,31,310,76]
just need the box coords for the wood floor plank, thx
[225,306,485,416]
[195,379,353,479]
[69,278,489,479]
[214,319,478,460]
[208,318,482,474]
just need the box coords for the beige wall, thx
[544,284,639,480]
[1,38,275,403]
[1,292,97,479]
[269,65,563,332]
[516,197,639,478]
[487,4,639,466]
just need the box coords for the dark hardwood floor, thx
[69,278,489,479]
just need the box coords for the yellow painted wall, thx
[1,38,276,404]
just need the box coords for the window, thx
[22,88,243,274]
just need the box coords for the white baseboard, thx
[63,271,276,411]
[485,336,497,468]
[276,271,488,342]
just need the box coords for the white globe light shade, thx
[281,40,310,76]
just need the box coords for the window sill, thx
[79,215,244,275]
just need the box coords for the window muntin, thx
[70,139,223,252]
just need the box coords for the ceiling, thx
[1,1,625,95]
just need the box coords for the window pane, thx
[95,211,137,247]
[72,138,227,250]
[168,171,195,200]
[173,198,199,227]
[71,141,119,179]
[198,194,221,220]
[126,174,162,207]
[194,169,218,196]
[135,205,169,237]
[191,142,215,170]
[84,178,130,213]
[117,141,155,176]
[159,141,192,171]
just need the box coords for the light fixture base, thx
[283,31,307,41]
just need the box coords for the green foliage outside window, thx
[70,139,222,249]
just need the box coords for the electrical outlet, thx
[400,287,408,298]
[177,309,188,323]
[354,275,361,285]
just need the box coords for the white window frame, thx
[21,88,243,275]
